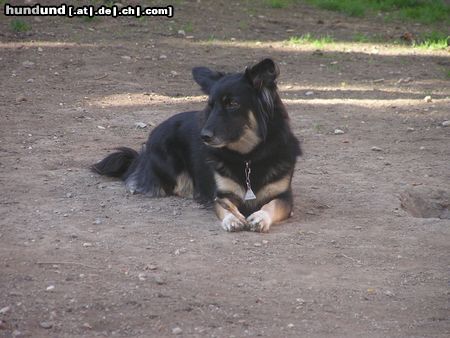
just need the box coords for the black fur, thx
[92,58,301,216]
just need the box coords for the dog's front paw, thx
[247,210,272,233]
[221,214,246,232]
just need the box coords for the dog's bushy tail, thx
[91,147,138,179]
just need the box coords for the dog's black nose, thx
[200,129,214,143]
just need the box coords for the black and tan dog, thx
[92,58,301,232]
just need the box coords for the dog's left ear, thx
[192,67,224,94]
[245,58,279,90]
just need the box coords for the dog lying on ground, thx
[92,58,301,232]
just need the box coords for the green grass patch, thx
[306,0,450,24]
[306,0,365,17]
[288,33,334,48]
[415,31,449,49]
[264,0,291,8]
[352,32,370,42]
[207,35,217,44]
[182,21,194,33]
[10,19,31,33]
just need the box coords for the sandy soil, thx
[1,1,449,337]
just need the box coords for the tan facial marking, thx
[226,111,261,154]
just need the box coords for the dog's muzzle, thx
[200,128,214,144]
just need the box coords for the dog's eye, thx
[226,100,240,109]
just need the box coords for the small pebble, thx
[334,129,345,135]
[46,285,55,291]
[82,322,93,329]
[66,193,73,198]
[121,55,131,60]
[82,242,93,247]
[138,273,147,281]
[406,127,415,132]
[423,95,432,103]
[134,122,147,129]
[442,120,450,127]
[16,96,27,103]
[159,54,167,59]
[22,60,35,68]
[174,248,186,255]
[92,219,102,225]
[97,125,106,130]
[384,290,395,297]
[39,321,53,329]
[305,91,314,96]
[253,242,262,247]
[287,323,295,328]
[154,275,165,285]
[262,240,268,245]
[172,327,183,335]
[396,77,412,84]
[371,146,382,152]
[0,306,10,315]
[177,30,185,36]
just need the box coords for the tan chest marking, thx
[214,172,291,204]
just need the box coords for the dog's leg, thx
[215,198,247,232]
[247,198,292,233]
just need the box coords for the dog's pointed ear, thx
[192,67,224,94]
[245,58,279,90]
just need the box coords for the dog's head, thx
[193,58,282,154]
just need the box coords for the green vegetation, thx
[264,0,291,8]
[305,0,450,24]
[182,21,194,33]
[308,0,365,17]
[238,20,249,30]
[415,31,449,49]
[287,33,334,48]
[10,19,31,33]
[352,32,371,42]
[207,35,217,44]
[264,0,450,24]
[313,123,324,133]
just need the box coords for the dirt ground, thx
[1,1,450,337]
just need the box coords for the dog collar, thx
[244,160,256,200]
